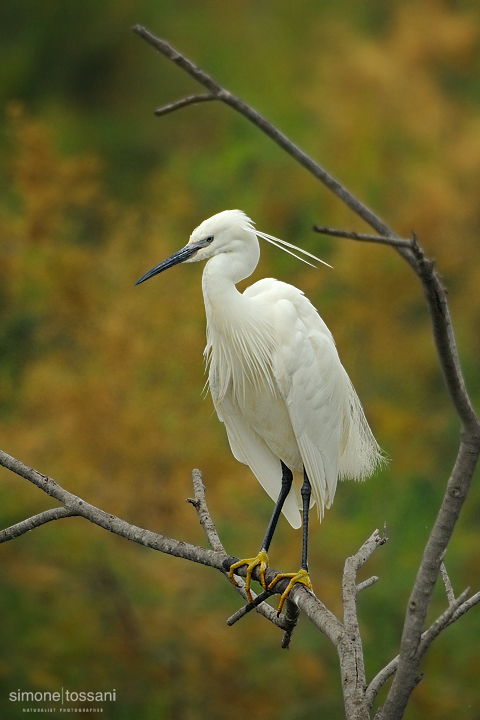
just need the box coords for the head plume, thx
[201,210,332,269]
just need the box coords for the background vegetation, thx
[0,1,479,718]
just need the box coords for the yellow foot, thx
[268,568,313,614]
[228,549,269,603]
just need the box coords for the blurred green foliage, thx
[0,1,479,718]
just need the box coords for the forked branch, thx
[133,25,401,243]
[0,451,341,643]
[366,581,480,709]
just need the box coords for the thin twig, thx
[0,506,76,543]
[155,93,217,117]
[132,24,401,243]
[313,226,413,249]
[449,590,480,624]
[440,562,456,605]
[418,588,470,655]
[187,469,226,553]
[226,589,276,626]
[367,657,399,709]
[132,26,223,93]
[228,573,289,629]
[356,576,379,595]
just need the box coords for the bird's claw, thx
[268,568,313,614]
[228,549,269,602]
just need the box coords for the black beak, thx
[135,244,199,286]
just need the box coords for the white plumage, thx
[138,209,382,529]
[136,209,383,606]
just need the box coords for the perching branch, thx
[4,435,475,718]
[0,448,342,643]
[0,449,224,570]
[222,552,345,646]
[1,435,384,667]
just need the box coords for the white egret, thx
[136,210,383,611]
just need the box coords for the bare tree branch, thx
[0,446,342,644]
[313,226,414,249]
[132,25,404,244]
[314,227,477,426]
[380,440,479,718]
[356,576,379,595]
[338,529,387,718]
[367,658,399,710]
[0,506,76,543]
[366,587,480,709]
[5,429,474,717]
[314,228,480,717]
[226,588,278,627]
[187,468,226,553]
[418,588,470,656]
[0,448,224,570]
[155,93,218,117]
[132,24,479,419]
[440,562,456,606]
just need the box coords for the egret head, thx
[187,210,258,260]
[135,209,330,286]
[135,210,258,285]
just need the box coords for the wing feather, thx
[209,355,302,529]
[207,277,382,529]
[218,393,302,529]
[272,295,349,521]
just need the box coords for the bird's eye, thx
[204,235,214,244]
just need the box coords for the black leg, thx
[260,461,293,553]
[300,469,312,572]
[228,461,294,599]
[267,467,313,613]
